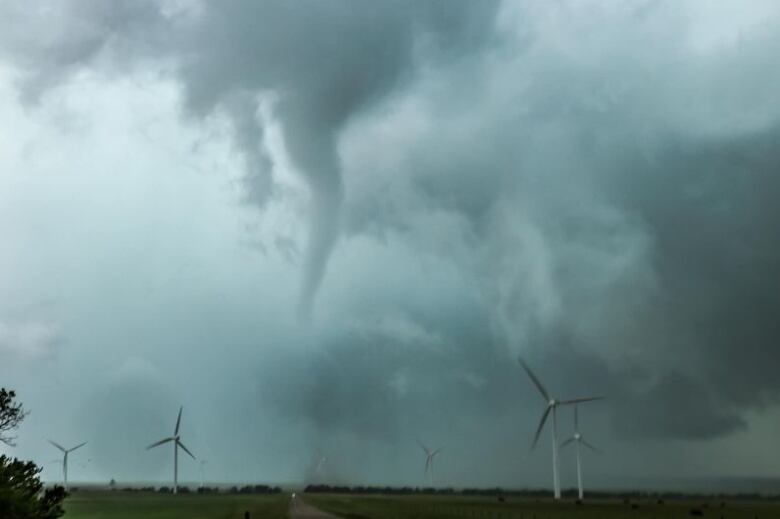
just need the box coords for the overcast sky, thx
[1,0,780,491]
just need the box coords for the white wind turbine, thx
[48,440,87,491]
[199,460,207,490]
[146,406,196,494]
[561,404,600,500]
[314,453,327,475]
[417,440,442,487]
[519,359,602,500]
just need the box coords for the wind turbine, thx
[48,440,87,491]
[417,440,442,487]
[561,405,600,500]
[199,460,206,490]
[519,358,601,500]
[146,406,196,494]
[314,453,327,475]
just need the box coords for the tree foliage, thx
[0,457,66,518]
[0,387,66,518]
[0,389,27,447]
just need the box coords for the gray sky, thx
[1,0,780,490]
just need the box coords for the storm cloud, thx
[2,0,780,488]
[1,0,501,317]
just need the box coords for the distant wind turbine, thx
[146,406,196,494]
[561,405,600,500]
[417,440,442,487]
[48,440,87,491]
[314,453,327,475]
[519,358,602,500]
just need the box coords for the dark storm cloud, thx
[261,296,515,443]
[604,126,780,436]
[0,0,501,318]
[3,0,780,461]
[330,2,780,441]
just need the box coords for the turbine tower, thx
[561,405,600,500]
[519,358,601,500]
[48,440,87,491]
[417,440,442,487]
[146,406,196,494]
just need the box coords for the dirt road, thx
[288,494,341,518]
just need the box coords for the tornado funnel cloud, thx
[297,186,342,321]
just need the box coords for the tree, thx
[0,388,67,518]
[0,389,27,447]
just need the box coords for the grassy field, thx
[58,490,780,518]
[306,493,780,519]
[63,490,290,519]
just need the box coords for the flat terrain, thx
[63,490,290,519]
[306,494,780,519]
[60,490,780,518]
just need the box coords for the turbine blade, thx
[559,396,604,406]
[532,405,552,450]
[175,406,183,435]
[518,358,550,401]
[69,442,87,452]
[48,440,66,453]
[417,439,430,455]
[146,437,174,450]
[582,439,601,453]
[431,448,442,457]
[560,437,575,449]
[177,439,196,460]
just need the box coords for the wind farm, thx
[6,360,780,519]
[24,369,779,519]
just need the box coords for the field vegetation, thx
[63,490,290,519]
[306,493,780,519]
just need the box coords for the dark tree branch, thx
[0,388,28,447]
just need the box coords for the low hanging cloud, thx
[0,320,63,362]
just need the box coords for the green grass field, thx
[63,491,290,519]
[306,494,780,519]
[59,490,780,519]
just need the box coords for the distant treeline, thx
[303,485,780,501]
[115,484,282,495]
